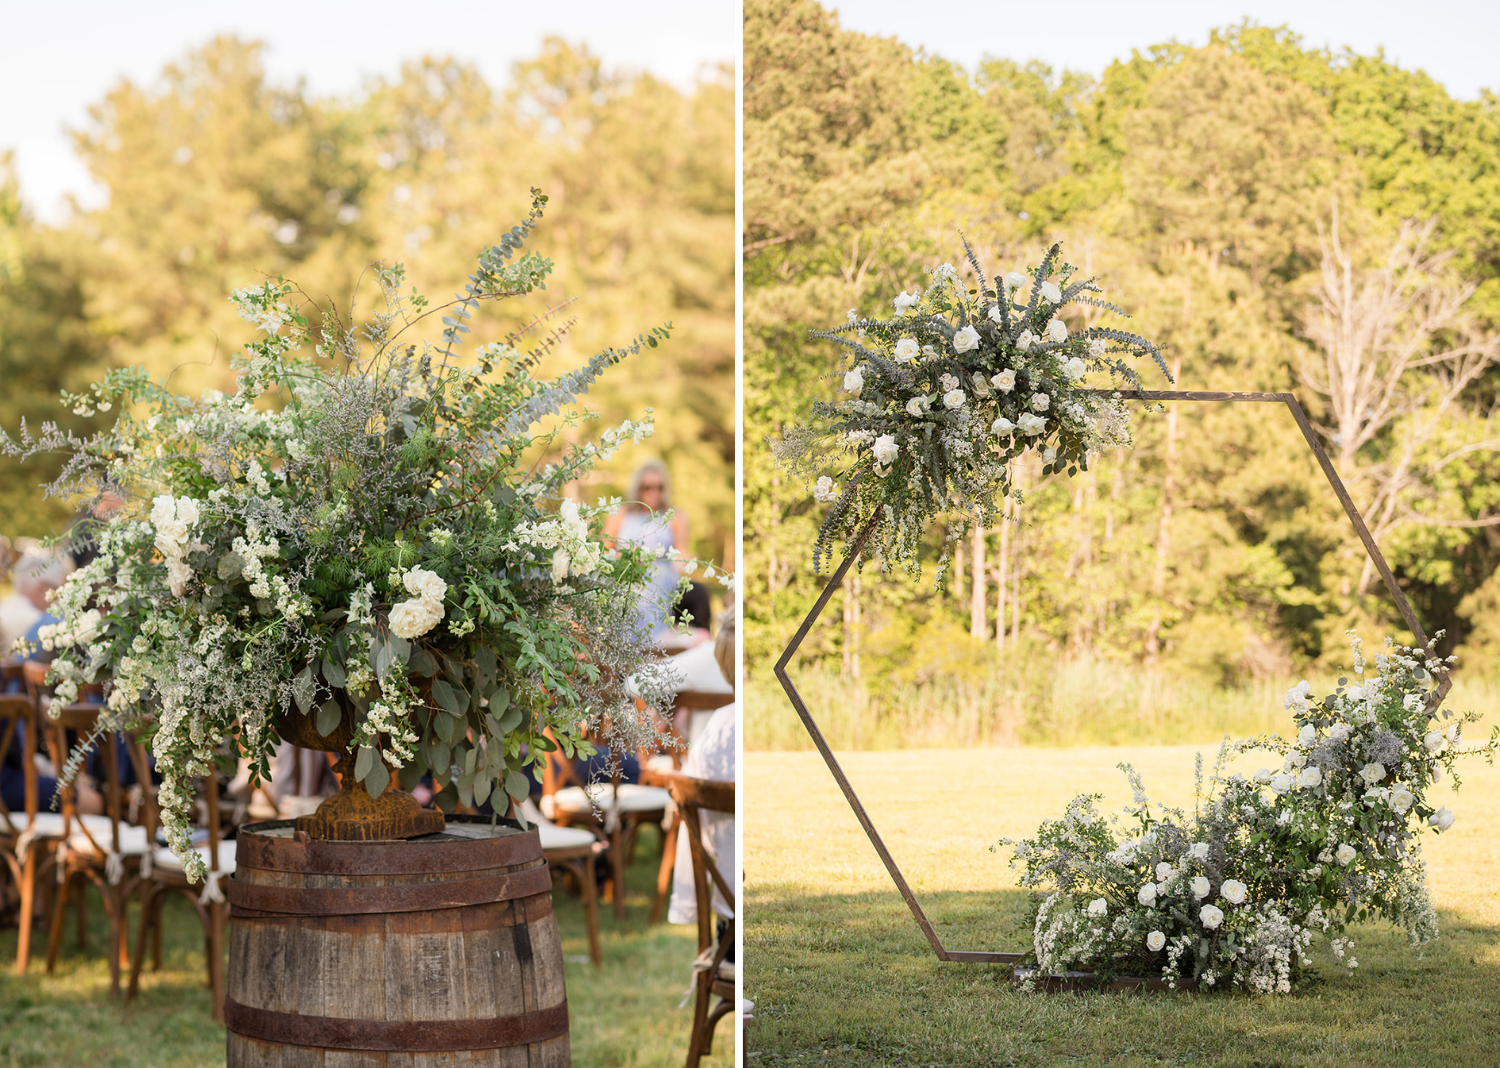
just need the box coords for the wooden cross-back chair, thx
[38,698,150,995]
[126,749,234,1021]
[0,661,45,973]
[660,772,735,1068]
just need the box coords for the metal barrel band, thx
[223,862,552,915]
[228,891,554,929]
[223,998,569,1051]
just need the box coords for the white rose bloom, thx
[1046,318,1068,343]
[1446,723,1459,743]
[1190,876,1211,900]
[1199,904,1224,930]
[72,609,103,645]
[1298,766,1322,789]
[1015,329,1036,353]
[1188,842,1210,861]
[1088,337,1106,358]
[1030,392,1050,412]
[1424,730,1446,754]
[1017,412,1046,436]
[1063,356,1086,382]
[893,338,920,363]
[872,434,899,465]
[1004,271,1027,291]
[1346,682,1366,701]
[952,325,980,353]
[893,290,920,312]
[906,396,931,418]
[1283,679,1311,712]
[1389,783,1415,815]
[987,304,1004,324]
[1039,280,1062,304]
[1287,750,1306,769]
[1428,807,1455,831]
[943,389,966,410]
[175,497,201,527]
[813,476,838,503]
[166,557,193,597]
[991,369,1016,392]
[1359,763,1387,786]
[1041,447,1056,463]
[1253,768,1274,785]
[1336,843,1357,866]
[1146,930,1167,953]
[1156,862,1174,882]
[991,417,1015,435]
[1327,723,1352,743]
[1298,724,1316,748]
[1220,879,1248,906]
[1269,772,1295,795]
[844,368,865,392]
[389,596,444,639]
[940,373,960,391]
[403,567,448,604]
[150,494,177,527]
[1087,897,1108,917]
[1137,883,1158,907]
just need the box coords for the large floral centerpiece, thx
[7,191,682,876]
[776,243,1168,575]
[1003,634,1497,993]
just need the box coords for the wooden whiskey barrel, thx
[224,815,569,1067]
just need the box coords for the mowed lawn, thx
[0,826,722,1068]
[744,745,1500,1067]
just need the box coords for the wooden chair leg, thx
[107,882,127,998]
[151,892,163,971]
[610,824,626,921]
[650,816,679,925]
[684,971,712,1068]
[15,847,35,975]
[75,874,88,951]
[704,996,733,1056]
[45,870,72,973]
[581,854,602,967]
[127,883,161,1000]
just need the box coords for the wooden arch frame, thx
[774,389,1449,964]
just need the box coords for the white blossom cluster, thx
[1002,632,1497,993]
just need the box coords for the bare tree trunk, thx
[1144,356,1183,671]
[953,536,964,602]
[970,518,987,639]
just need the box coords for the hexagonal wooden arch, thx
[774,390,1451,965]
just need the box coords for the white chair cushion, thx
[1,812,114,840]
[538,824,597,851]
[68,822,151,855]
[151,838,237,875]
[550,783,670,816]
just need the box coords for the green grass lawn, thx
[0,827,727,1067]
[744,746,1500,1067]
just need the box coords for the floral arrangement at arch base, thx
[1002,634,1498,993]
[5,190,692,878]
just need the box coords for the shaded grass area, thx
[0,826,719,1067]
[746,660,1500,750]
[744,748,1500,1067]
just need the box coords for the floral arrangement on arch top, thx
[775,241,1169,577]
[1003,633,1498,994]
[5,190,691,879]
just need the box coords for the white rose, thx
[1030,392,1050,412]
[1220,879,1247,906]
[403,567,447,605]
[175,497,200,527]
[1359,763,1386,786]
[1039,280,1062,304]
[1041,447,1056,463]
[1062,356,1086,382]
[151,494,177,527]
[1015,329,1036,353]
[1087,897,1107,917]
[1298,766,1322,789]
[812,476,838,503]
[872,434,899,466]
[1137,883,1157,907]
[1088,337,1106,358]
[1146,930,1167,953]
[1017,413,1046,436]
[1269,772,1295,795]
[1253,768,1273,785]
[906,396,931,418]
[893,338,920,363]
[943,389,966,410]
[1199,904,1224,930]
[1190,876,1210,900]
[1283,679,1311,711]
[1389,783,1414,815]
[1155,862,1174,882]
[1446,723,1459,743]
[1046,318,1068,343]
[952,325,980,353]
[991,417,1015,435]
[1327,723,1352,743]
[1188,842,1209,861]
[551,548,571,583]
[389,596,444,640]
[72,609,103,645]
[1335,843,1357,866]
[1298,724,1316,748]
[1428,807,1455,831]
[991,369,1016,392]
[987,304,1004,324]
[1424,730,1446,754]
[844,368,864,392]
[1004,271,1027,291]
[893,290,920,312]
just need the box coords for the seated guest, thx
[0,554,67,656]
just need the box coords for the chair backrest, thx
[661,772,735,952]
[40,702,109,854]
[0,668,38,835]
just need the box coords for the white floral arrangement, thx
[7,191,691,878]
[777,242,1167,576]
[1002,634,1498,993]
